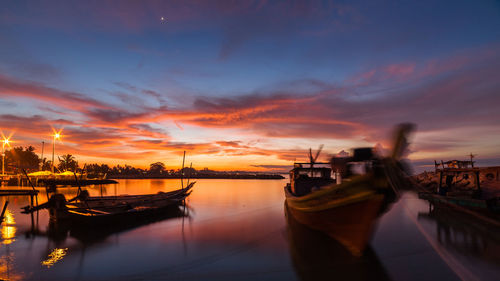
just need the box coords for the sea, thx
[0,179,498,281]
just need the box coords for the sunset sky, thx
[1,0,499,172]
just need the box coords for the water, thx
[0,179,498,280]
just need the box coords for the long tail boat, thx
[284,124,414,256]
[47,182,194,225]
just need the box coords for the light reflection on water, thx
[1,210,16,245]
[41,248,68,268]
[0,179,497,280]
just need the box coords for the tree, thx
[58,154,79,172]
[4,146,40,173]
[180,167,196,177]
[41,158,52,171]
[149,162,166,174]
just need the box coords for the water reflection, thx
[285,203,391,281]
[0,251,24,281]
[0,179,498,280]
[28,204,190,245]
[0,206,23,280]
[41,247,68,268]
[1,209,16,245]
[418,203,500,266]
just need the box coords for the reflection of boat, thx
[26,204,190,270]
[418,192,500,223]
[285,124,414,255]
[48,182,194,225]
[285,203,391,281]
[47,204,189,244]
[418,203,500,265]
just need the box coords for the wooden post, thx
[73,172,82,196]
[181,151,185,190]
[22,169,36,192]
[187,162,192,185]
[0,201,8,222]
[475,171,481,191]
[438,171,443,194]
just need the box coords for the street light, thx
[52,131,61,173]
[2,137,10,176]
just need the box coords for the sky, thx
[0,0,499,172]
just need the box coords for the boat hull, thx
[284,179,387,256]
[285,203,391,281]
[49,183,194,226]
[53,202,184,226]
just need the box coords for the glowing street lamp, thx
[2,137,10,176]
[51,131,61,173]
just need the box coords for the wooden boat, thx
[416,157,500,224]
[48,182,195,225]
[285,202,391,281]
[418,192,500,225]
[285,124,414,256]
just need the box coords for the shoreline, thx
[108,174,285,180]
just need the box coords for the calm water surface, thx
[0,179,498,280]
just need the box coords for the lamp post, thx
[2,138,9,176]
[51,132,60,173]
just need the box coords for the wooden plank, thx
[0,189,39,196]
[68,209,111,215]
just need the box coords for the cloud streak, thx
[1,1,499,169]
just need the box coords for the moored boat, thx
[285,202,391,281]
[284,124,414,256]
[48,182,195,225]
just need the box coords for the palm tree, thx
[40,158,51,171]
[58,154,78,172]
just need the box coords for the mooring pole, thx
[187,162,192,185]
[1,201,9,223]
[22,169,36,191]
[181,151,186,190]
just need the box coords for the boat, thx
[416,156,500,224]
[47,182,195,225]
[418,192,500,225]
[285,203,391,281]
[284,124,414,256]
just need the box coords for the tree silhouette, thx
[41,157,51,171]
[149,162,166,174]
[57,154,79,172]
[4,146,40,173]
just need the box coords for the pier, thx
[1,174,117,187]
[0,188,40,212]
